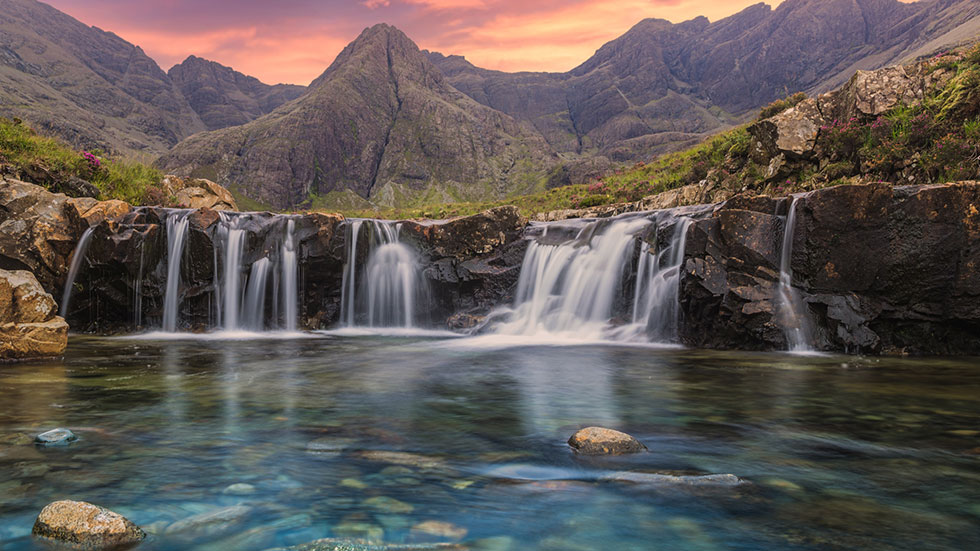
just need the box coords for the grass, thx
[0,117,163,204]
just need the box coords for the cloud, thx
[44,0,798,83]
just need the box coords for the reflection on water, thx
[1,336,979,550]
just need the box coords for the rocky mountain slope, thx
[430,0,980,163]
[0,0,304,156]
[168,56,306,131]
[158,24,555,210]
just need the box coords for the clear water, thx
[1,336,979,550]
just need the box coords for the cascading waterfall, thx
[220,215,247,331]
[626,217,692,341]
[134,244,144,328]
[281,219,298,332]
[777,197,814,352]
[340,220,363,326]
[242,258,271,331]
[162,212,191,332]
[340,219,421,328]
[59,226,95,318]
[495,217,653,339]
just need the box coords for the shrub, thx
[758,92,808,120]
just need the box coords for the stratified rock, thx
[161,175,238,211]
[0,269,67,361]
[34,428,77,446]
[568,427,646,455]
[32,500,145,549]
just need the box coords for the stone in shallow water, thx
[165,504,252,541]
[567,427,646,455]
[31,500,145,549]
[410,520,468,541]
[363,496,414,514]
[34,428,77,446]
[599,472,745,486]
[266,538,468,550]
[223,482,257,495]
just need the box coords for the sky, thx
[42,0,839,85]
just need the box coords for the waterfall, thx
[494,217,653,340]
[221,216,246,331]
[281,218,298,331]
[59,226,95,318]
[134,243,144,328]
[627,217,692,341]
[340,220,363,326]
[162,212,191,332]
[340,219,421,328]
[242,258,271,330]
[777,197,814,352]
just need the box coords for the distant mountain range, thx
[2,0,979,208]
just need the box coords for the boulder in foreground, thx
[568,427,647,455]
[32,500,145,549]
[0,269,67,361]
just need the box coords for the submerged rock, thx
[599,472,746,486]
[31,500,145,549]
[568,427,646,455]
[165,504,252,541]
[34,428,77,446]
[266,538,467,551]
[410,520,468,542]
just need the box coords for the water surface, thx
[1,335,978,550]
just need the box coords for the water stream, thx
[161,212,191,332]
[777,197,814,352]
[58,226,94,319]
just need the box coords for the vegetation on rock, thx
[0,118,163,204]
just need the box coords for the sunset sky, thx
[42,0,908,85]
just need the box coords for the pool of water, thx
[1,335,978,550]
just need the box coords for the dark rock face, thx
[678,182,980,354]
[159,25,555,209]
[168,56,306,130]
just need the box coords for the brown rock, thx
[568,427,646,455]
[0,269,67,361]
[161,175,238,211]
[32,500,145,549]
[410,520,468,541]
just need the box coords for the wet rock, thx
[34,428,77,446]
[266,538,467,551]
[331,521,385,543]
[165,504,252,541]
[0,269,67,361]
[222,482,256,495]
[410,520,468,542]
[568,427,646,455]
[161,175,238,211]
[363,496,414,514]
[31,500,145,549]
[599,472,745,486]
[355,450,448,469]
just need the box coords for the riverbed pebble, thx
[567,427,646,455]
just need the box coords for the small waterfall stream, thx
[340,219,421,329]
[281,219,298,332]
[59,226,95,318]
[777,197,814,352]
[162,212,191,332]
[493,214,691,343]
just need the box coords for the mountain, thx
[429,0,980,161]
[0,0,204,154]
[168,56,306,131]
[0,0,303,155]
[158,24,555,210]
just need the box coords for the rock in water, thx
[568,427,646,455]
[32,500,145,548]
[34,428,77,446]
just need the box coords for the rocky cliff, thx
[158,24,555,210]
[168,56,306,131]
[430,0,980,163]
